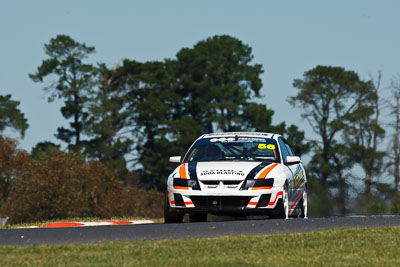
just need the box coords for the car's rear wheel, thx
[189,212,207,222]
[271,184,289,219]
[164,194,184,223]
[300,188,308,219]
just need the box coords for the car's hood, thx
[190,161,278,181]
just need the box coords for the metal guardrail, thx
[0,217,9,227]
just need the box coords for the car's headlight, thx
[173,178,200,190]
[245,180,255,188]
[241,178,274,190]
[240,180,255,190]
[188,180,197,187]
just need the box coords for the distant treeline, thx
[1,34,400,220]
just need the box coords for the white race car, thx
[164,132,307,223]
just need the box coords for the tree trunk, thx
[365,170,372,194]
[337,172,347,216]
[73,90,80,146]
[394,99,400,192]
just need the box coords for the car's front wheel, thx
[271,184,289,219]
[164,194,184,223]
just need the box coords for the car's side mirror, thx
[286,156,301,164]
[169,156,182,164]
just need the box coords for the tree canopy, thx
[0,94,29,138]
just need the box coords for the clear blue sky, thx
[1,0,399,152]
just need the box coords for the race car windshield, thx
[184,137,280,163]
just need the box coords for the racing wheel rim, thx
[302,190,308,219]
[284,184,289,219]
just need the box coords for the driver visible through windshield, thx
[184,136,280,163]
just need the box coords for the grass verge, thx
[1,226,400,266]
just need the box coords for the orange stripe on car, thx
[269,191,283,206]
[184,201,193,205]
[248,201,258,205]
[179,163,188,179]
[173,186,189,190]
[257,163,278,179]
[251,186,272,190]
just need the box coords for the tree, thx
[241,103,310,157]
[29,34,95,151]
[0,136,30,205]
[0,95,29,207]
[289,65,378,215]
[283,124,312,157]
[174,35,264,133]
[83,62,142,180]
[0,94,29,138]
[241,103,284,133]
[343,71,385,194]
[30,141,61,161]
[132,60,185,189]
[1,151,126,223]
[388,75,400,192]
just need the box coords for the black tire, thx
[270,184,289,219]
[189,212,207,222]
[164,194,184,223]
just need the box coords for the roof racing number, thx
[258,144,275,150]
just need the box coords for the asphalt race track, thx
[1,215,400,246]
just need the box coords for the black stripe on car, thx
[188,162,201,190]
[240,162,270,190]
[173,179,189,187]
[253,178,274,188]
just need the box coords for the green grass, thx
[1,226,400,266]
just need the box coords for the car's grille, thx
[201,181,219,185]
[200,180,242,186]
[223,180,242,185]
[190,196,252,208]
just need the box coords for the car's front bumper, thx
[167,186,284,215]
